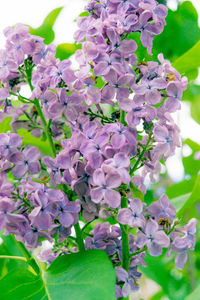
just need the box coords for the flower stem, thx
[120,110,126,125]
[33,98,56,158]
[130,245,147,257]
[120,197,130,300]
[13,237,40,274]
[24,61,56,158]
[130,131,152,176]
[74,222,85,252]
[0,255,27,262]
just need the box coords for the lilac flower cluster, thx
[0,0,197,298]
[84,196,197,297]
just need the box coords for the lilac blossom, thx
[91,168,121,208]
[117,198,145,227]
[8,147,41,178]
[137,219,170,256]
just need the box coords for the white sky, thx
[0,0,200,181]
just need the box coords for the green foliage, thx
[186,284,200,300]
[156,1,200,61]
[129,181,144,201]
[0,250,116,300]
[173,40,200,80]
[29,7,63,44]
[128,1,200,77]
[0,235,26,279]
[0,117,12,133]
[141,253,190,300]
[0,117,51,155]
[56,43,81,60]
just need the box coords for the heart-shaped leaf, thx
[0,250,116,300]
[29,7,63,44]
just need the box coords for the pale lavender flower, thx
[91,168,121,208]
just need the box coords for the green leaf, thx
[186,284,200,300]
[184,139,200,152]
[29,7,63,44]
[0,235,27,279]
[140,254,189,300]
[0,117,12,133]
[177,174,200,217]
[130,182,144,201]
[0,250,116,300]
[166,177,196,199]
[56,43,81,60]
[156,1,200,62]
[18,129,51,155]
[171,193,192,214]
[172,40,200,80]
[183,84,200,102]
[128,1,200,71]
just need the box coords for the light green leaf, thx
[177,174,200,217]
[186,284,200,300]
[0,117,12,133]
[184,139,200,152]
[166,177,195,199]
[140,254,189,300]
[17,129,51,155]
[29,7,63,44]
[172,40,200,79]
[0,250,116,300]
[130,182,144,201]
[56,43,81,60]
[171,193,192,213]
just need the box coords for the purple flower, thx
[133,77,167,105]
[29,190,53,230]
[115,266,141,298]
[93,53,123,76]
[42,156,61,187]
[0,197,15,230]
[117,198,145,227]
[137,219,170,256]
[0,132,22,156]
[148,194,176,224]
[58,198,80,228]
[102,152,130,184]
[8,147,41,179]
[91,168,121,208]
[0,49,18,81]
[47,60,76,87]
[164,81,182,112]
[80,132,109,169]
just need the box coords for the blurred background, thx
[1,0,200,299]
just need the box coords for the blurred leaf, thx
[141,253,189,300]
[186,284,200,300]
[127,1,200,78]
[155,1,200,62]
[29,7,63,44]
[150,290,165,300]
[183,154,200,176]
[184,139,200,152]
[173,40,200,80]
[0,235,26,279]
[18,129,51,155]
[190,97,200,124]
[166,177,196,199]
[177,174,200,217]
[0,117,12,133]
[171,193,192,213]
[0,250,116,300]
[56,43,81,60]
[130,181,144,201]
[183,84,200,102]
